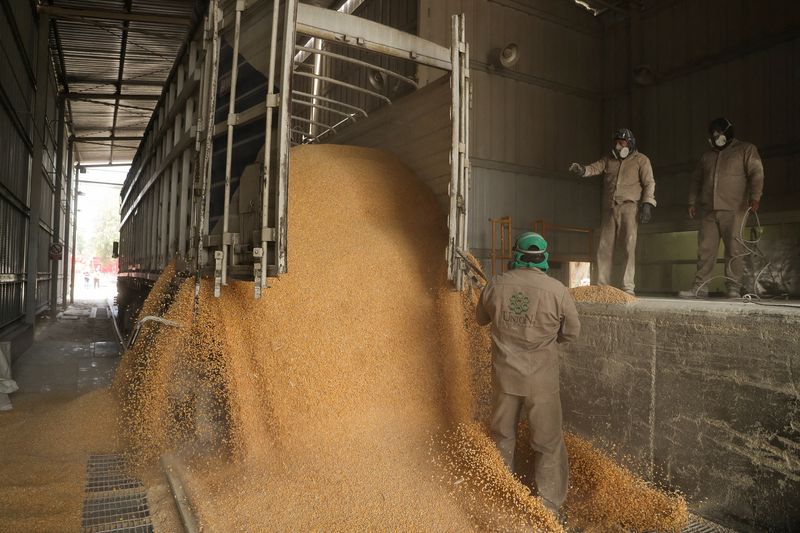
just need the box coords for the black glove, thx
[568,163,585,176]
[639,203,653,224]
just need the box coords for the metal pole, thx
[309,38,323,137]
[62,141,73,308]
[258,0,282,296]
[50,96,65,318]
[276,0,299,275]
[220,0,245,287]
[456,15,469,291]
[70,171,79,304]
[25,12,51,324]
[194,0,221,303]
[445,14,460,287]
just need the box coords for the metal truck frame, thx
[117,0,470,330]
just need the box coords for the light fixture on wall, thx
[489,43,519,70]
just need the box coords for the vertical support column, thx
[62,141,73,308]
[256,0,282,297]
[49,96,65,317]
[445,14,461,290]
[25,12,51,324]
[221,0,245,288]
[276,0,300,275]
[309,37,323,137]
[70,170,79,304]
[455,14,469,292]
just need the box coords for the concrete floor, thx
[11,299,122,393]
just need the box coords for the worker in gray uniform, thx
[476,232,581,515]
[679,118,765,298]
[569,129,657,296]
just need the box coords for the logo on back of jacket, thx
[503,292,534,326]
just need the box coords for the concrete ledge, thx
[0,322,34,365]
[560,298,800,532]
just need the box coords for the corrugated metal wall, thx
[419,0,604,266]
[0,4,72,331]
[333,76,453,207]
[603,0,800,293]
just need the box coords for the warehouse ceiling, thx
[40,0,350,165]
[40,0,202,165]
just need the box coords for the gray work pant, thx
[694,209,746,291]
[490,388,569,509]
[597,201,639,292]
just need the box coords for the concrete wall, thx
[601,0,800,294]
[419,0,605,270]
[560,300,800,532]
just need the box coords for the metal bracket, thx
[214,250,223,297]
[221,232,239,246]
[253,247,263,299]
[266,93,280,108]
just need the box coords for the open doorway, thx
[72,166,128,303]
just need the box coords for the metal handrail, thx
[293,71,392,105]
[292,98,357,121]
[291,115,336,134]
[295,44,419,89]
[292,90,368,117]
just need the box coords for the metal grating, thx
[81,454,153,533]
[681,514,735,533]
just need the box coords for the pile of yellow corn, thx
[115,144,686,532]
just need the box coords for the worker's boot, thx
[623,289,635,297]
[677,286,708,299]
[726,286,741,299]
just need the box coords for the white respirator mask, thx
[712,134,727,148]
[614,143,630,159]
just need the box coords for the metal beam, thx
[110,0,133,165]
[26,12,50,324]
[61,146,73,310]
[36,5,192,27]
[66,76,164,87]
[73,136,144,142]
[295,3,452,71]
[50,98,66,318]
[69,171,78,305]
[66,92,160,101]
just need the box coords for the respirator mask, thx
[614,143,631,159]
[707,118,734,149]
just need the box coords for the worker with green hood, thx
[476,232,581,516]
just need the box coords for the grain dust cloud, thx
[113,145,686,531]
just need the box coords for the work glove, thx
[639,202,653,224]
[568,163,585,177]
